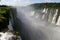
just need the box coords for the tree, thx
[0,5,10,31]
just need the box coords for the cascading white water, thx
[8,10,14,30]
[52,9,58,24]
[56,16,60,25]
[39,8,60,25]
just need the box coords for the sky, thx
[0,0,60,6]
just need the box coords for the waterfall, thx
[35,8,60,25]
[56,16,60,25]
[12,6,60,40]
[8,10,13,30]
[52,9,58,24]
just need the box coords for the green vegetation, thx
[31,3,60,9]
[0,5,11,31]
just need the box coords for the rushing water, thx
[11,6,60,40]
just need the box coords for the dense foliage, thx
[31,3,60,9]
[0,5,11,31]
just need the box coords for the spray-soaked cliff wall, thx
[8,7,17,30]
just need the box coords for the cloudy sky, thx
[0,0,60,6]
